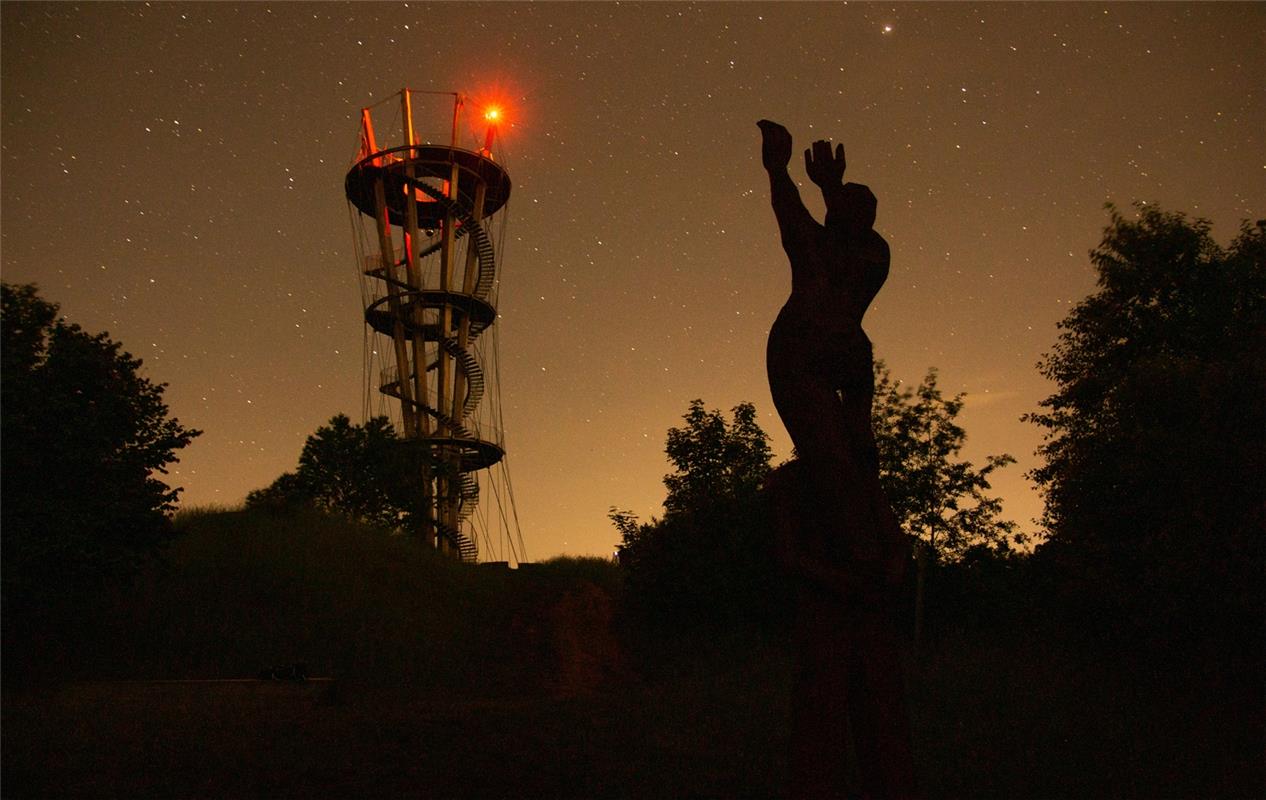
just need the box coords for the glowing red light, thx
[484,107,501,122]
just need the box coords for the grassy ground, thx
[3,675,788,798]
[3,509,788,798]
[3,509,1261,798]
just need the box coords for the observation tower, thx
[345,89,524,564]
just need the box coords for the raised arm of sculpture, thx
[758,120,815,250]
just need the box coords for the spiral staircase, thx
[346,127,511,563]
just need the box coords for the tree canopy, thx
[662,399,773,518]
[1027,205,1265,633]
[871,362,1018,562]
[612,399,779,632]
[247,413,426,530]
[1,283,200,603]
[613,385,1018,631]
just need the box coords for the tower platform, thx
[345,145,511,229]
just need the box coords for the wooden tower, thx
[344,90,512,561]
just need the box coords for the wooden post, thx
[401,90,430,430]
[359,108,379,164]
[372,178,417,438]
[400,89,435,547]
[430,98,464,549]
[401,88,415,153]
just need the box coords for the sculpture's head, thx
[826,182,878,237]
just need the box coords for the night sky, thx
[3,2,1262,559]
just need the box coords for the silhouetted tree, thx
[614,400,779,633]
[871,361,1019,562]
[663,399,773,517]
[242,470,312,511]
[1027,205,1265,639]
[615,386,1019,633]
[1,283,200,605]
[247,414,425,530]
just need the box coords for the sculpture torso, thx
[780,221,891,338]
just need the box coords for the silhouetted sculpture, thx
[758,119,915,799]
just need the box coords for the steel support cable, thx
[484,327,516,558]
[502,456,528,563]
[397,176,496,558]
[471,483,499,564]
[351,142,494,563]
[361,177,494,437]
[348,201,378,423]
[357,163,508,564]
[486,208,526,562]
[376,374,481,561]
[480,485,503,563]
[485,459,518,563]
[481,321,526,564]
[394,175,496,450]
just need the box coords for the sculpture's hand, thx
[805,139,846,187]
[757,119,793,171]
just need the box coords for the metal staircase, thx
[355,161,504,563]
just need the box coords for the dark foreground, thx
[3,510,1261,798]
[4,670,784,799]
[7,633,1260,799]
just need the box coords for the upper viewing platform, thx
[345,145,511,228]
[344,90,511,228]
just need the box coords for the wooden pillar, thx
[400,89,436,546]
[401,90,430,428]
[372,178,417,438]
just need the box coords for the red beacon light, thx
[480,106,503,158]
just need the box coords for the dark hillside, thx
[3,508,1260,798]
[3,509,792,799]
[10,508,592,692]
